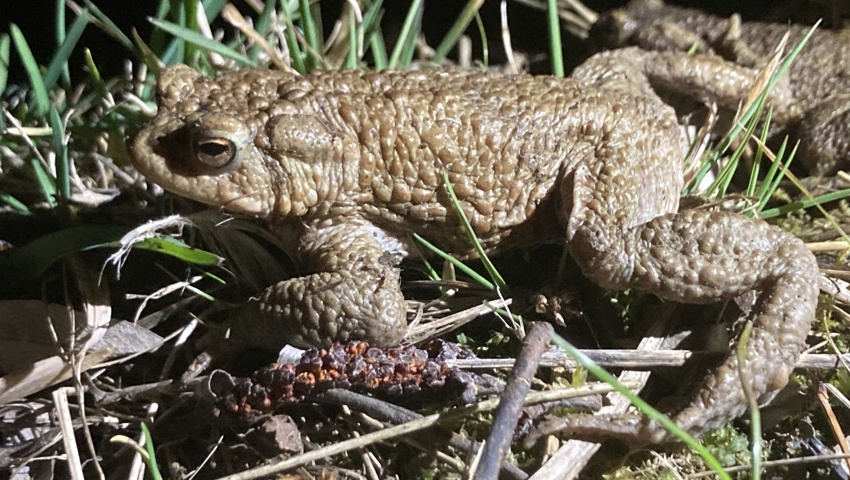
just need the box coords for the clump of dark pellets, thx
[220,342,476,419]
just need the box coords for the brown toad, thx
[130,49,818,443]
[592,0,850,175]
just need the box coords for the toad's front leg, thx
[228,219,409,350]
[558,122,818,444]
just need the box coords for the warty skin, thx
[592,0,850,175]
[130,48,818,443]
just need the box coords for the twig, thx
[53,387,84,480]
[221,381,619,480]
[690,452,850,478]
[500,0,518,74]
[315,389,529,480]
[448,350,850,370]
[217,400,483,480]
[221,5,291,71]
[816,383,850,474]
[476,322,553,480]
[406,298,512,343]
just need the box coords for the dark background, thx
[0,0,823,85]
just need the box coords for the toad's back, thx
[136,66,686,254]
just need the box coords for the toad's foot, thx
[575,47,799,126]
[227,219,408,350]
[798,93,850,175]
[566,176,818,442]
[592,0,850,175]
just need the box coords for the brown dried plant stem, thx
[475,322,553,480]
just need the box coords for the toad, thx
[130,48,818,443]
[592,0,850,175]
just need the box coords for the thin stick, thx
[475,322,553,480]
[449,350,850,370]
[316,389,529,480]
[220,380,618,480]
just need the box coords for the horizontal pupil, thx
[199,141,228,156]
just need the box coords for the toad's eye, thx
[195,137,237,168]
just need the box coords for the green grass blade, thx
[344,9,358,69]
[685,156,715,196]
[29,157,57,207]
[203,269,227,286]
[55,0,66,52]
[474,12,488,67]
[361,0,384,37]
[202,0,228,19]
[0,226,222,293]
[0,193,30,214]
[48,106,70,202]
[298,0,322,70]
[140,423,164,480]
[733,24,815,147]
[0,226,127,290]
[701,80,770,199]
[721,108,764,196]
[546,0,564,77]
[745,110,772,198]
[432,0,484,63]
[280,8,307,74]
[129,235,223,266]
[413,233,495,290]
[686,24,817,197]
[398,5,423,68]
[149,18,257,67]
[704,112,758,198]
[251,0,277,62]
[149,0,173,54]
[10,24,49,117]
[131,29,163,80]
[756,140,796,214]
[84,48,108,98]
[83,0,133,51]
[254,0,276,36]
[156,3,187,65]
[0,33,10,109]
[441,171,508,291]
[44,9,89,93]
[160,37,186,68]
[155,264,216,301]
[182,0,200,63]
[361,0,387,68]
[760,187,850,219]
[54,0,70,86]
[408,235,441,282]
[388,0,423,69]
[549,332,733,479]
[309,0,324,56]
[766,24,818,95]
[753,140,786,203]
[368,27,388,70]
[735,320,763,479]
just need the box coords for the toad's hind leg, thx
[562,129,818,443]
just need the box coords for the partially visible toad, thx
[592,0,850,175]
[130,48,819,443]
